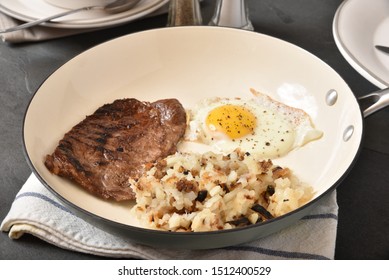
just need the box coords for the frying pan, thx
[23,27,389,249]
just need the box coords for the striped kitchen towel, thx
[0,174,338,259]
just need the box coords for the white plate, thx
[23,27,364,249]
[333,0,389,89]
[0,0,169,29]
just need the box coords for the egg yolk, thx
[206,105,257,139]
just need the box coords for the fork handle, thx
[0,6,99,34]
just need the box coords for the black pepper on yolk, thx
[205,105,257,140]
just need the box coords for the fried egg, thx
[180,88,323,158]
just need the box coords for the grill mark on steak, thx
[44,98,187,201]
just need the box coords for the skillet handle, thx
[358,88,389,118]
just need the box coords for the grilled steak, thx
[44,98,187,201]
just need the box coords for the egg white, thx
[178,89,323,159]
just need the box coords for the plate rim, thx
[332,0,389,89]
[0,0,169,29]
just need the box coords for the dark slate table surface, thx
[1,0,388,259]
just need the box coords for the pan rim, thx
[21,26,365,248]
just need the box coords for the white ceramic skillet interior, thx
[23,27,363,249]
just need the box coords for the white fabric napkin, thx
[0,4,169,43]
[1,173,338,259]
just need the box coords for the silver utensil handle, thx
[0,6,98,33]
[375,45,389,54]
[359,88,389,118]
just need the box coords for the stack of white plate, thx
[333,0,389,89]
[0,0,169,29]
